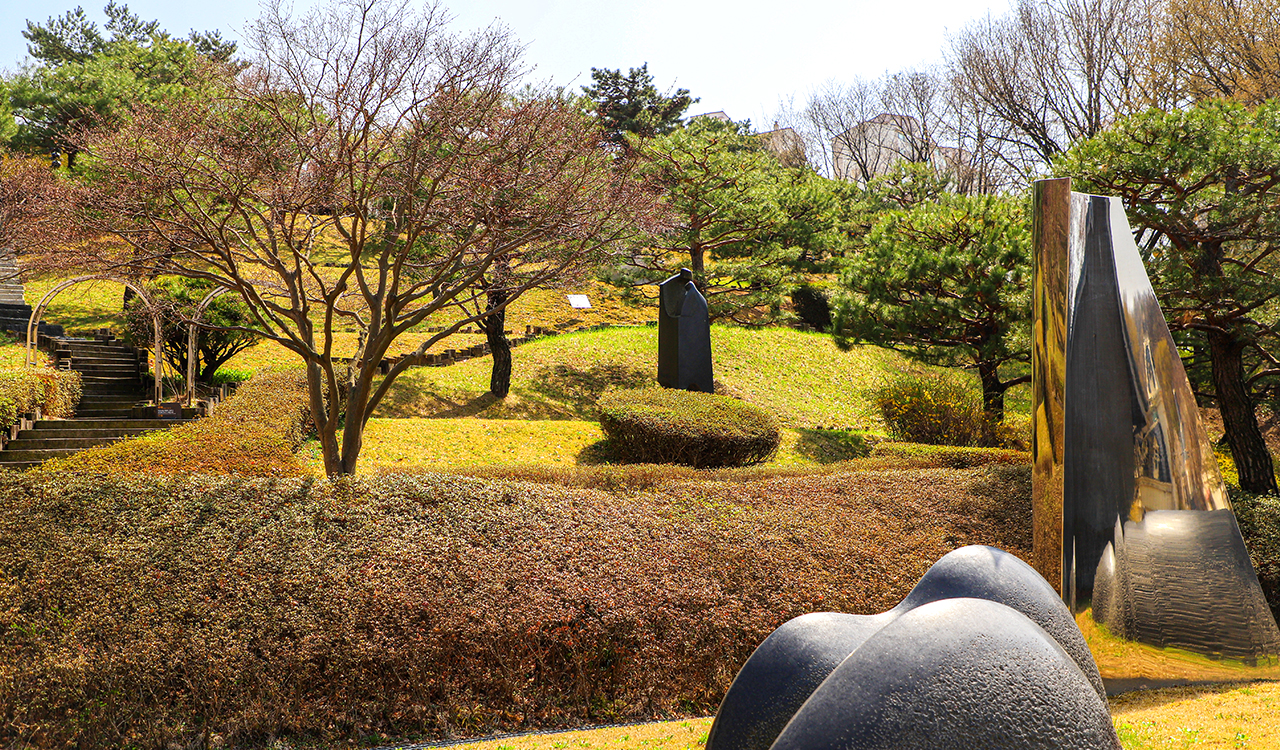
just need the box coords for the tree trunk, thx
[1207,327,1278,494]
[485,287,513,398]
[307,361,343,476]
[338,373,370,476]
[690,245,705,275]
[977,360,1006,447]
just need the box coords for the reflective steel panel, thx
[1032,179,1280,685]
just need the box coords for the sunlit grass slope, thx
[371,325,922,429]
[364,682,1280,750]
[24,277,129,333]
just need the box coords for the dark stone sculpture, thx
[1031,179,1280,671]
[706,546,1118,750]
[656,268,713,393]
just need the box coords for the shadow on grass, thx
[792,429,879,464]
[576,439,615,465]
[375,363,653,420]
[1109,680,1269,711]
[525,363,653,419]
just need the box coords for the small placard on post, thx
[566,294,592,309]
[156,402,183,419]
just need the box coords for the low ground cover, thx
[598,389,781,468]
[0,457,1031,748]
[35,368,310,476]
[0,357,80,433]
[319,419,889,473]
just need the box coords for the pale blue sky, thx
[0,0,1011,125]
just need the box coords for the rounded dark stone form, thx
[703,612,892,750]
[769,598,1120,750]
[706,546,1109,750]
[897,545,1106,701]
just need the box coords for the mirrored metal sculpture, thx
[1032,178,1280,685]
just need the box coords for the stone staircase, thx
[0,256,63,339]
[58,337,150,418]
[0,336,190,470]
[0,419,185,469]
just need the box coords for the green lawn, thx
[368,325,1009,430]
[23,277,129,333]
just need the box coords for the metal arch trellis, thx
[26,275,167,406]
[185,285,233,402]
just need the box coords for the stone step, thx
[65,355,138,364]
[18,427,161,439]
[5,436,130,451]
[61,347,137,357]
[0,447,82,462]
[0,461,42,471]
[69,366,140,376]
[78,375,144,384]
[58,340,135,348]
[33,419,189,430]
[69,360,139,368]
[76,410,142,419]
[77,400,146,410]
[77,391,145,399]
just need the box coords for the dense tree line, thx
[6,0,1280,477]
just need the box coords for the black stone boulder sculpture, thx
[706,545,1119,750]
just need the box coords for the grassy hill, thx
[368,324,962,428]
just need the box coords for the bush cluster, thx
[598,388,781,468]
[1231,489,1280,624]
[0,464,1037,748]
[872,372,982,446]
[36,368,310,476]
[0,367,82,432]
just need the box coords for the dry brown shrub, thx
[0,464,1033,748]
[34,368,310,477]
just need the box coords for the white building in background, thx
[689,112,807,167]
[831,113,974,189]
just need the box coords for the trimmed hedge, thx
[0,367,81,433]
[35,368,310,476]
[0,465,1036,748]
[598,388,781,468]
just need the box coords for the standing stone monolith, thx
[657,268,713,393]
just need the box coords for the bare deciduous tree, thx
[947,0,1148,167]
[1160,0,1280,104]
[0,152,73,275]
[61,0,651,475]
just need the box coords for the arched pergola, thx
[185,285,232,402]
[27,275,167,406]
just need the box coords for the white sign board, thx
[566,294,592,309]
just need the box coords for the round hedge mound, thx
[598,388,781,468]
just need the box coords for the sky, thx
[0,0,1012,126]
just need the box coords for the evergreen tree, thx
[582,63,696,147]
[6,3,236,165]
[832,192,1032,444]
